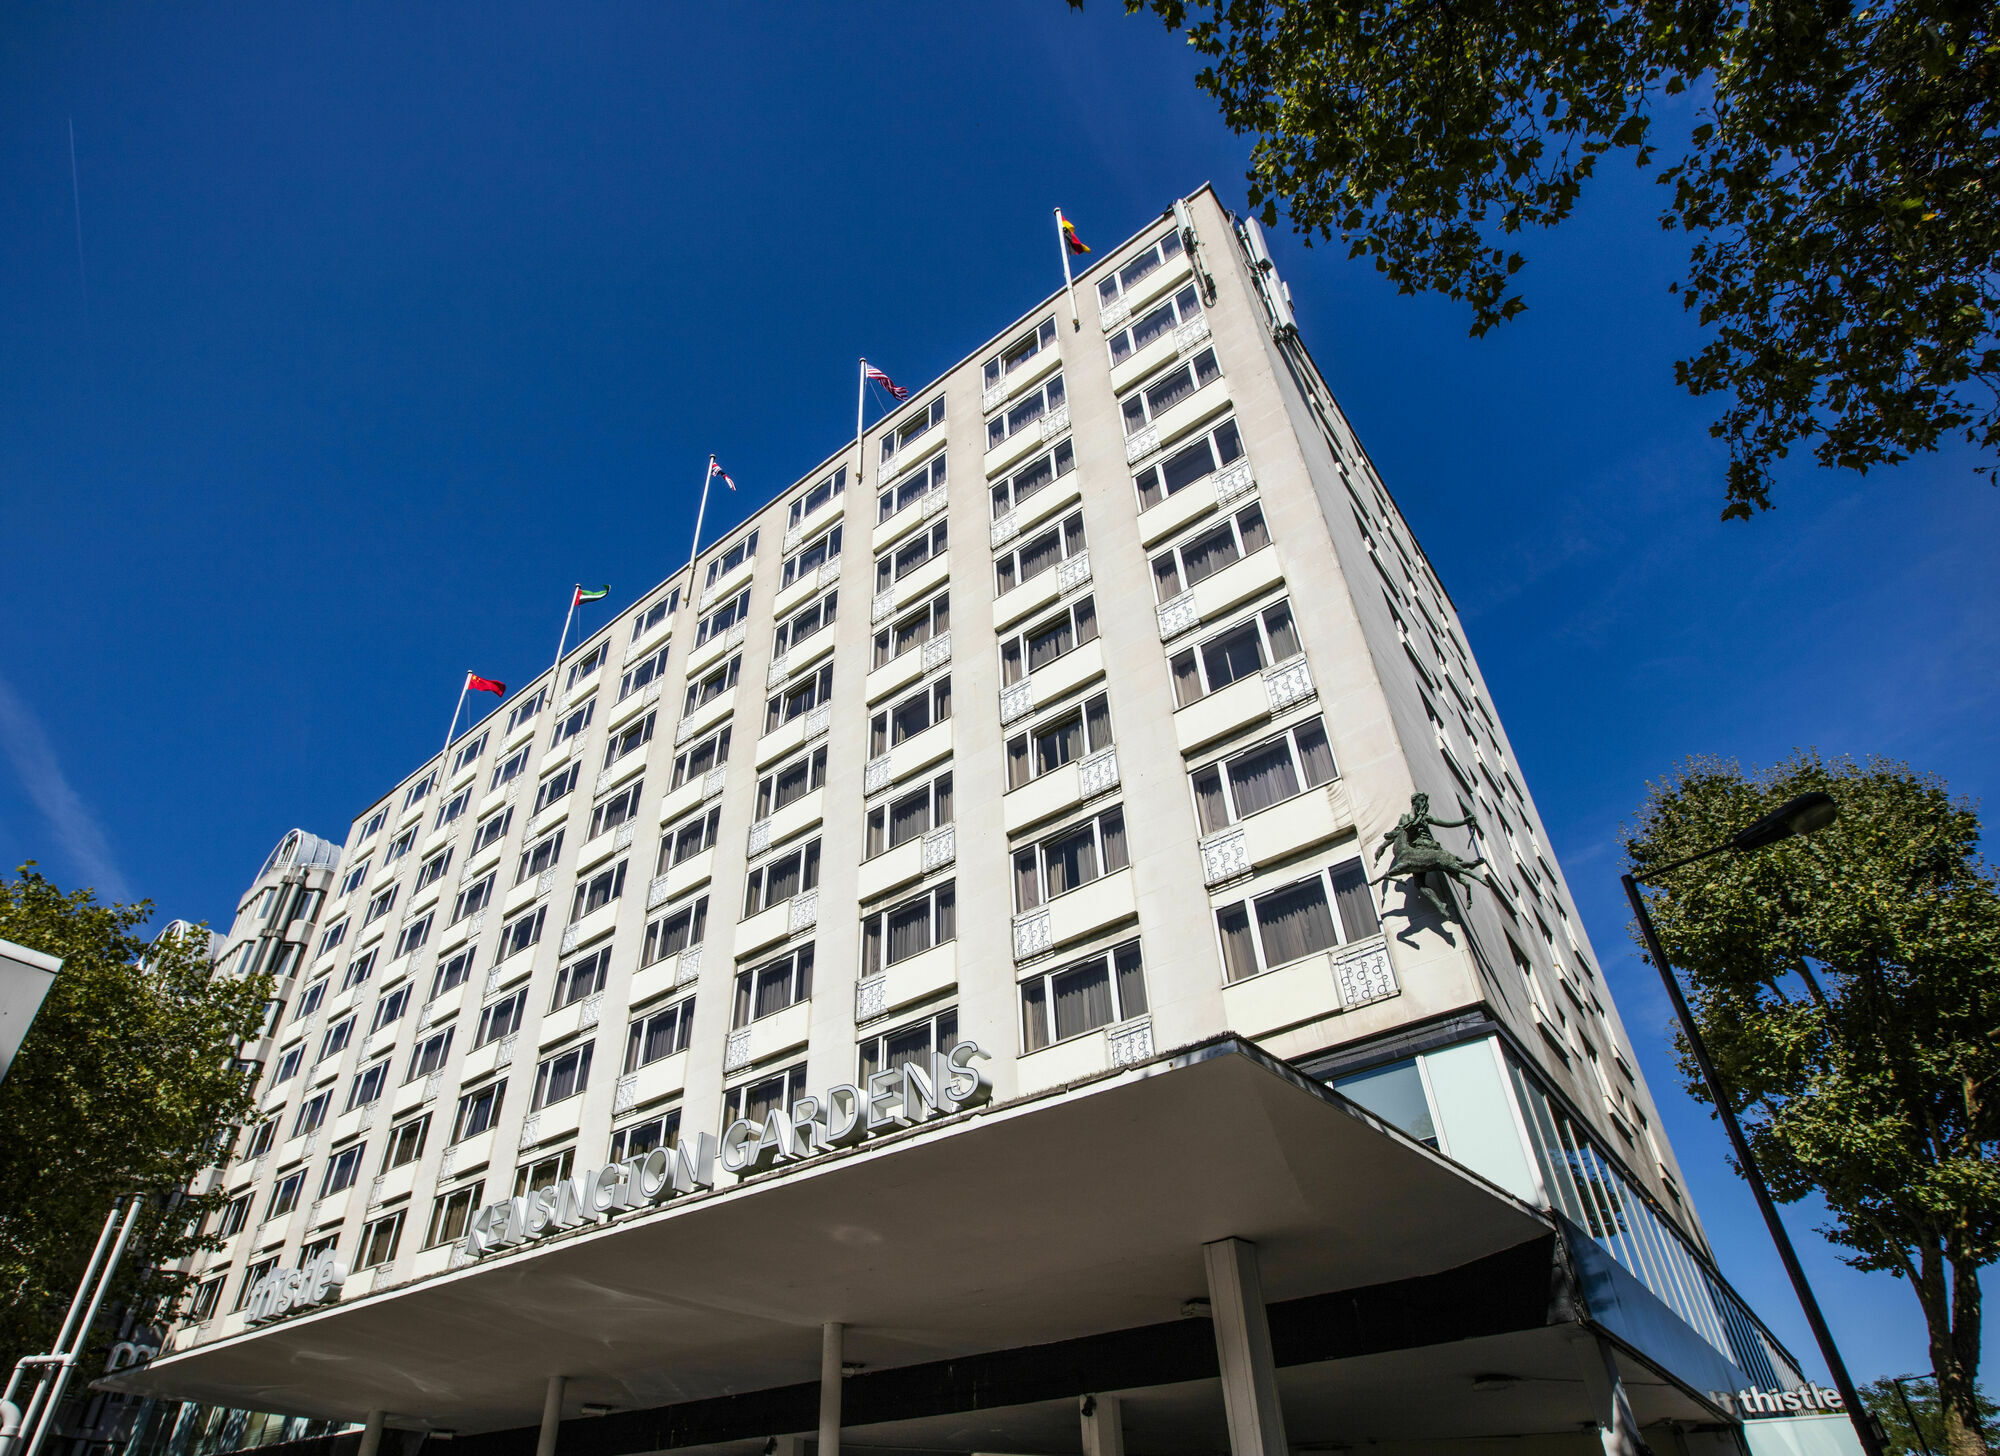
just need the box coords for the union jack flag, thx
[864,365,910,402]
[709,457,736,490]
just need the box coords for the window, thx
[860,881,955,976]
[880,396,944,464]
[451,1081,504,1142]
[671,726,731,790]
[631,589,679,641]
[704,530,759,588]
[1191,717,1338,833]
[764,663,833,734]
[987,374,1065,451]
[294,1091,331,1137]
[1108,282,1203,366]
[357,1209,405,1269]
[321,1143,364,1198]
[1169,600,1303,706]
[382,1113,428,1170]
[999,595,1097,686]
[415,848,454,892]
[1333,1060,1441,1146]
[318,1017,354,1064]
[995,510,1086,597]
[609,1109,681,1164]
[295,977,329,1020]
[386,831,416,866]
[658,808,722,873]
[452,872,495,924]
[471,807,512,855]
[1098,230,1185,307]
[1022,940,1148,1051]
[289,889,323,925]
[271,1044,304,1086]
[348,1057,391,1111]
[476,989,527,1048]
[620,646,671,702]
[696,589,751,647]
[869,675,951,755]
[1006,691,1113,791]
[989,440,1076,522]
[874,520,947,594]
[859,1007,959,1082]
[1120,348,1220,437]
[513,1148,575,1199]
[1151,501,1270,602]
[236,1255,280,1308]
[1214,857,1380,981]
[756,747,827,819]
[490,742,531,792]
[216,1192,251,1238]
[552,945,612,1011]
[267,1172,306,1221]
[531,1043,593,1110]
[393,914,432,960]
[362,884,398,926]
[434,786,472,831]
[723,1063,807,1126]
[505,687,547,733]
[403,773,436,811]
[744,839,820,917]
[498,905,546,962]
[358,808,388,843]
[517,829,564,885]
[788,466,846,529]
[642,894,708,965]
[1013,807,1129,911]
[589,778,645,840]
[732,946,813,1028]
[873,592,949,670]
[406,1029,452,1082]
[339,859,370,898]
[983,318,1058,390]
[624,997,696,1072]
[772,590,837,656]
[369,984,410,1035]
[244,1118,278,1159]
[551,701,595,748]
[566,641,606,689]
[425,1181,482,1248]
[340,948,377,992]
[570,860,627,923]
[188,1275,226,1322]
[866,770,952,857]
[603,712,655,770]
[316,919,348,960]
[781,527,843,591]
[877,451,946,522]
[683,655,741,714]
[431,945,476,1000]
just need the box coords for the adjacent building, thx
[115,188,1821,1456]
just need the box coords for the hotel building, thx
[116,188,1824,1456]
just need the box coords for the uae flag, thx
[573,584,610,608]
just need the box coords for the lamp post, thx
[1620,792,1882,1456]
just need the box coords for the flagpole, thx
[441,672,471,772]
[1054,208,1080,331]
[856,359,868,490]
[545,587,579,729]
[686,455,717,597]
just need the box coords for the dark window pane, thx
[1330,859,1381,941]
[1254,879,1339,966]
[1227,739,1302,818]
[1051,959,1114,1041]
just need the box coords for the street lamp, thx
[1620,792,1883,1456]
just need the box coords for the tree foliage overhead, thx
[1626,754,2000,1456]
[0,867,271,1373]
[1099,0,2000,518]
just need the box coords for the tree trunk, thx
[1929,1248,1987,1456]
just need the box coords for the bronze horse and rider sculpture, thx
[1371,792,1493,919]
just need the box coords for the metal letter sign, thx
[460,1041,992,1261]
[244,1250,345,1324]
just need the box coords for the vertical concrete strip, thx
[1081,1394,1126,1456]
[818,1323,843,1456]
[1575,1332,1647,1456]
[536,1376,566,1456]
[355,1411,385,1456]
[1203,1238,1290,1456]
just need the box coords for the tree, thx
[1865,1375,1999,1456]
[1625,753,2000,1456]
[0,866,271,1373]
[1095,0,2000,519]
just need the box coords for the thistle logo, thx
[244,1250,345,1324]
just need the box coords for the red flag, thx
[467,673,506,697]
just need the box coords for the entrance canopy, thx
[115,1041,1576,1434]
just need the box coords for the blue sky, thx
[4,1,1995,1396]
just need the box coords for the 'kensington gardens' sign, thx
[459,1041,992,1259]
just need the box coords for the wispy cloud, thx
[0,674,128,902]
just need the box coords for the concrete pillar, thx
[1575,1332,1645,1456]
[818,1324,842,1456]
[1080,1394,1125,1456]
[536,1377,566,1456]
[356,1412,386,1456]
[1202,1238,1289,1456]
